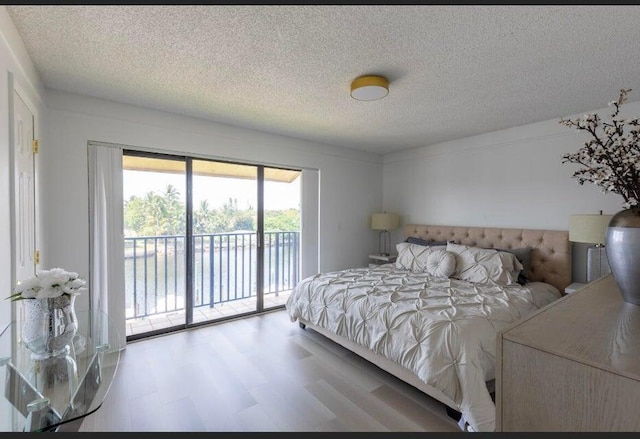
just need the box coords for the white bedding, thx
[285,264,561,432]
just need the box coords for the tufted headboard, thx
[403,224,571,292]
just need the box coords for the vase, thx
[605,207,640,305]
[611,302,640,370]
[21,294,78,358]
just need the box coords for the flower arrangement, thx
[561,88,640,209]
[7,268,86,301]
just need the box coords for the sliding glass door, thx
[263,167,301,310]
[190,159,259,323]
[123,154,187,336]
[122,151,301,338]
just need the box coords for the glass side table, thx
[0,310,122,432]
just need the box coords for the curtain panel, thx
[88,142,126,350]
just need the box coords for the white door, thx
[13,90,36,284]
[1,89,36,432]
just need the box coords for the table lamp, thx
[371,212,400,256]
[569,211,613,282]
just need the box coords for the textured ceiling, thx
[7,5,640,155]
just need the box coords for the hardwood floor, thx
[79,309,460,432]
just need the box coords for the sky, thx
[123,170,300,210]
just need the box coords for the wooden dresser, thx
[496,274,640,431]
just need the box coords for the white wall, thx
[43,89,383,311]
[382,101,640,282]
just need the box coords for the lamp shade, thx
[371,213,400,230]
[569,214,613,245]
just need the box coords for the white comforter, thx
[285,264,561,432]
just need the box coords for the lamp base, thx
[378,230,391,256]
[587,245,611,282]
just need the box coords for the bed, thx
[285,224,571,432]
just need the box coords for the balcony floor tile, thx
[127,291,292,337]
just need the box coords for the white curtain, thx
[300,168,320,279]
[88,142,126,351]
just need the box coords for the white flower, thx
[8,268,86,301]
[37,287,64,299]
[14,276,40,294]
[562,88,640,209]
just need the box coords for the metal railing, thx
[124,231,299,319]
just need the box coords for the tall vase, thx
[21,294,78,358]
[605,207,640,305]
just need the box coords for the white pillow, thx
[425,249,456,278]
[396,242,446,272]
[446,242,523,285]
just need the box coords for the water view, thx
[124,232,299,319]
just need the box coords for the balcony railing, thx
[124,231,299,320]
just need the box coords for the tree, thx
[264,208,300,231]
[123,185,185,236]
[162,184,185,235]
[193,199,211,234]
[124,187,299,236]
[124,195,147,235]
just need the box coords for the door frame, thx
[123,149,302,339]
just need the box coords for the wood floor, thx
[79,309,461,432]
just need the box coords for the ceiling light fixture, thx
[350,75,389,101]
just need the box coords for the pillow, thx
[396,242,447,272]
[446,242,523,285]
[405,236,449,247]
[425,249,456,278]
[495,247,532,285]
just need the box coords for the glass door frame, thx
[123,149,188,340]
[123,149,301,339]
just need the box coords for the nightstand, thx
[368,254,397,267]
[564,282,587,294]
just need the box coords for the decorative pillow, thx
[425,249,456,278]
[405,236,449,247]
[446,242,523,285]
[495,246,532,285]
[396,242,447,272]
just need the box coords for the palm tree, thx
[194,199,210,234]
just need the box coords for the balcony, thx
[124,231,299,336]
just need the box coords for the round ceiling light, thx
[350,75,389,101]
